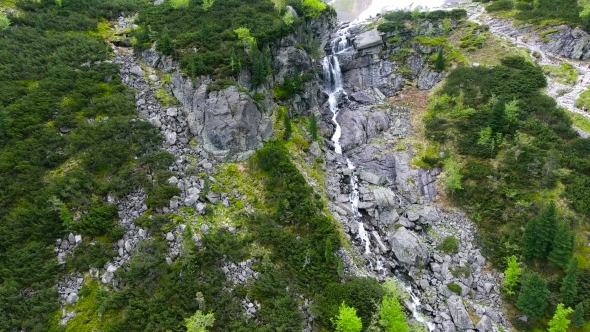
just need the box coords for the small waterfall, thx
[322,28,434,331]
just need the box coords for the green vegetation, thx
[486,0,514,12]
[135,0,331,79]
[503,255,521,295]
[542,63,578,85]
[378,295,409,332]
[435,48,445,71]
[334,302,363,332]
[378,9,467,33]
[517,273,550,319]
[0,0,167,330]
[560,258,578,307]
[447,282,462,295]
[437,236,460,254]
[547,303,573,332]
[309,113,318,141]
[424,55,590,328]
[575,85,590,109]
[283,111,292,140]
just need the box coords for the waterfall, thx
[322,30,434,331]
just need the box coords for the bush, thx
[487,0,514,11]
[437,236,460,254]
[447,282,462,294]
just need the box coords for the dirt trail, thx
[466,4,590,137]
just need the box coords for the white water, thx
[322,34,434,332]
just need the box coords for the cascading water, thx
[322,30,434,332]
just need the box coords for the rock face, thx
[447,296,475,330]
[388,227,429,267]
[171,79,272,161]
[143,13,336,161]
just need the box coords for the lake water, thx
[330,0,471,22]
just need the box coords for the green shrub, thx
[437,236,460,254]
[146,184,180,209]
[447,282,462,294]
[487,0,514,11]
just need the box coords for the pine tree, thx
[547,303,573,332]
[136,26,150,49]
[283,111,292,141]
[309,113,318,141]
[159,28,173,55]
[379,296,409,332]
[503,255,521,295]
[571,303,585,328]
[490,100,506,135]
[560,258,578,307]
[333,302,362,332]
[548,219,575,269]
[517,273,550,319]
[435,48,445,71]
[522,202,557,260]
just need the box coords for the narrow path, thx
[467,5,590,137]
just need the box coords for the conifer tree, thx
[490,100,506,135]
[503,255,521,295]
[136,26,150,49]
[435,48,445,71]
[547,304,573,332]
[571,303,585,328]
[560,258,578,307]
[522,202,557,260]
[283,111,292,141]
[333,302,362,332]
[379,296,409,332]
[517,273,550,319]
[309,113,318,141]
[159,28,173,55]
[548,220,575,269]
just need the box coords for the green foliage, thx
[309,113,318,141]
[73,200,121,240]
[443,157,463,193]
[517,273,550,319]
[136,0,292,78]
[0,13,9,31]
[503,255,522,295]
[334,302,363,332]
[437,236,460,254]
[513,0,586,31]
[185,310,215,332]
[447,282,462,295]
[201,0,215,11]
[273,72,304,100]
[283,111,292,141]
[548,219,575,268]
[283,10,294,26]
[302,0,327,18]
[379,296,409,332]
[572,303,585,327]
[315,277,384,329]
[490,100,506,135]
[560,258,578,307]
[547,303,573,332]
[435,48,445,71]
[522,202,557,260]
[158,28,173,55]
[171,0,189,9]
[487,0,514,12]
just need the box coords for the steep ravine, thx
[317,18,510,332]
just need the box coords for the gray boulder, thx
[360,170,387,185]
[372,187,397,208]
[387,227,429,267]
[353,28,383,50]
[130,65,145,77]
[447,295,475,330]
[475,315,493,331]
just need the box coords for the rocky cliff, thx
[142,11,336,161]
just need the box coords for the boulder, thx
[353,28,383,50]
[359,170,387,185]
[130,65,145,77]
[372,187,397,208]
[387,227,429,267]
[349,91,374,104]
[475,315,493,331]
[66,292,79,305]
[447,295,475,330]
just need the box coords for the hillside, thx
[0,0,589,331]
